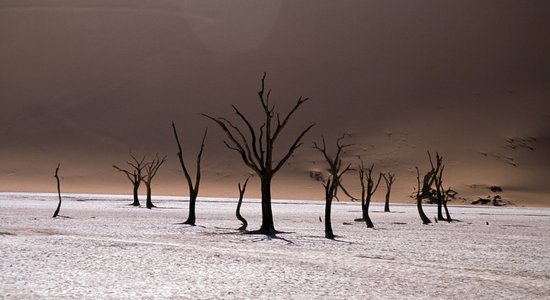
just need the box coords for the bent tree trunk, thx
[443,200,452,222]
[52,163,62,218]
[417,196,431,224]
[236,178,249,231]
[363,201,374,228]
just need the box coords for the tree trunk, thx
[436,191,444,221]
[417,196,431,224]
[132,183,140,206]
[236,193,248,231]
[325,189,335,239]
[384,187,391,212]
[258,176,276,234]
[184,191,197,225]
[364,197,374,228]
[53,164,62,218]
[437,201,444,220]
[443,201,452,222]
[145,184,155,209]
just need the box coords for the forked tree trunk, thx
[52,164,62,218]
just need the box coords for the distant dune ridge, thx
[1,1,549,206]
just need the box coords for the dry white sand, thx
[1,193,549,299]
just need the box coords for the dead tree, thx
[313,134,352,239]
[236,177,250,231]
[203,72,314,235]
[113,154,146,206]
[142,154,166,209]
[382,172,396,212]
[52,163,62,218]
[172,122,207,225]
[415,166,434,224]
[356,160,382,228]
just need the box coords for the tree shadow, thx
[53,215,72,219]
[244,232,295,245]
[174,222,206,228]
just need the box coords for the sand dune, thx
[1,1,549,206]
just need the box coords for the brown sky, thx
[1,1,549,205]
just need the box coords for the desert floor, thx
[1,193,549,299]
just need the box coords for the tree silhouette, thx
[236,177,250,231]
[142,154,166,209]
[52,163,62,218]
[382,172,396,212]
[356,160,382,228]
[427,152,455,222]
[113,154,146,206]
[203,72,314,235]
[172,122,207,225]
[313,134,352,239]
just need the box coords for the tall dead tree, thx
[203,72,314,235]
[142,154,166,209]
[356,160,382,228]
[113,154,146,206]
[313,134,352,239]
[236,177,250,231]
[382,172,396,212]
[52,163,62,218]
[172,122,207,225]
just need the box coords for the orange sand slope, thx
[1,1,549,206]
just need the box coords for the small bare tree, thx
[142,154,166,209]
[313,134,352,239]
[113,154,146,206]
[203,72,314,235]
[382,172,396,212]
[236,177,250,231]
[356,160,382,228]
[52,163,62,218]
[172,122,207,225]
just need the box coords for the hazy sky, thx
[1,1,549,202]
